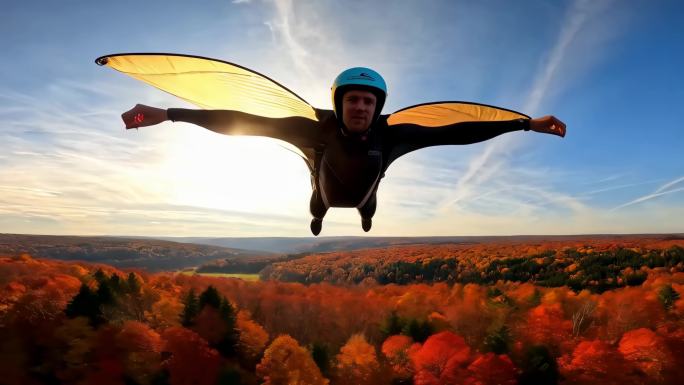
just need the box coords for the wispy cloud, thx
[257,0,346,107]
[442,145,502,208]
[612,187,684,211]
[435,0,617,221]
[579,173,628,186]
[612,175,684,210]
[654,175,684,194]
[581,180,662,196]
[258,0,453,109]
[270,0,315,80]
[524,0,604,114]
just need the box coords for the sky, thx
[1,0,682,237]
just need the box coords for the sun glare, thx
[162,127,311,215]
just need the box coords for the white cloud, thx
[523,0,611,115]
[654,175,684,194]
[612,175,684,210]
[581,180,661,196]
[427,0,627,225]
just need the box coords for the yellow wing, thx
[387,101,529,126]
[96,53,318,121]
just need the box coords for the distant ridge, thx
[0,234,272,271]
[155,234,684,254]
[3,233,681,272]
[5,233,683,255]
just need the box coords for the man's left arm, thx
[391,115,565,147]
[383,116,565,167]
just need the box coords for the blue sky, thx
[1,0,682,237]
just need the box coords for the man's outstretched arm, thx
[385,115,566,166]
[390,115,565,146]
[121,104,321,148]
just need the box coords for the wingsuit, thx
[100,54,565,235]
[163,105,530,233]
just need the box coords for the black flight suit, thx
[167,108,529,224]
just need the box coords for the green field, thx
[180,271,260,281]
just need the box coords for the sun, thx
[162,126,311,215]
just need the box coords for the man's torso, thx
[316,112,388,207]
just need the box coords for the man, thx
[122,67,566,236]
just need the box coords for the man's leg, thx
[357,191,377,232]
[309,186,328,236]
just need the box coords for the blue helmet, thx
[331,67,387,126]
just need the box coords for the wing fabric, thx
[387,102,529,127]
[96,53,318,121]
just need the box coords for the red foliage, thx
[462,353,517,385]
[518,303,573,351]
[594,287,665,341]
[413,369,441,385]
[162,327,221,385]
[618,328,672,381]
[382,335,415,379]
[192,306,228,345]
[559,340,639,385]
[0,334,30,385]
[117,321,162,384]
[2,242,684,385]
[410,331,471,384]
[86,326,126,385]
[118,321,162,352]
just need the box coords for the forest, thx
[0,234,266,272]
[1,237,683,385]
[260,239,684,292]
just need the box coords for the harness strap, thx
[311,143,330,208]
[312,144,325,178]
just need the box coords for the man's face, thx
[341,90,377,133]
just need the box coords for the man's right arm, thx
[122,104,320,148]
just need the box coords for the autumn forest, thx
[1,235,683,385]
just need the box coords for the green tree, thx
[109,273,123,293]
[192,286,239,357]
[624,272,647,286]
[65,284,104,326]
[518,345,559,385]
[216,366,242,385]
[181,289,200,327]
[93,268,108,284]
[658,284,680,310]
[483,326,511,354]
[381,312,406,338]
[216,297,239,356]
[528,289,542,307]
[487,287,503,298]
[96,279,115,306]
[150,369,170,385]
[199,286,222,310]
[127,272,141,294]
[310,342,330,376]
[402,318,432,343]
[219,297,236,320]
